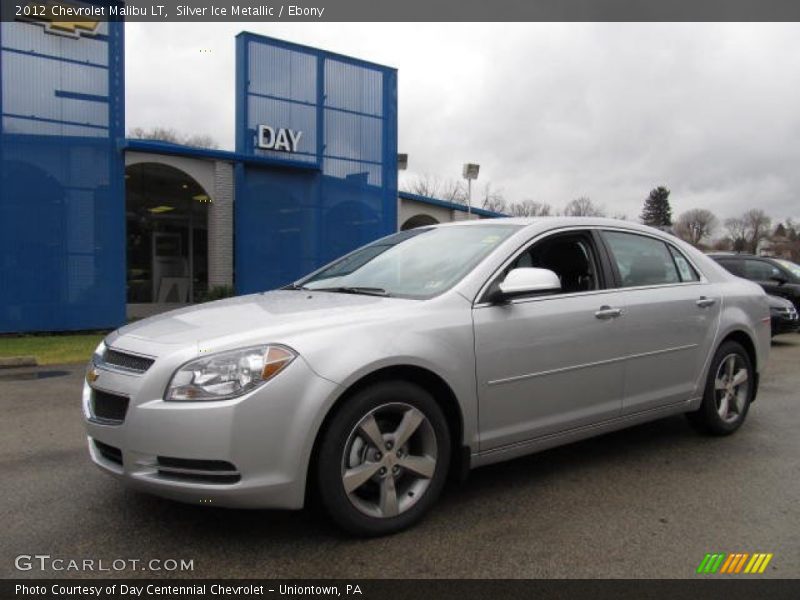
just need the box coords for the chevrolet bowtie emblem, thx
[17,2,100,39]
[86,367,100,383]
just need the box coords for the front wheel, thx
[686,341,754,436]
[316,381,450,536]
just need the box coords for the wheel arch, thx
[305,364,467,504]
[715,329,760,402]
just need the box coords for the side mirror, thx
[770,274,788,285]
[494,268,561,301]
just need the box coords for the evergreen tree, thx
[640,186,673,227]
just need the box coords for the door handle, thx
[696,297,716,308]
[595,306,623,319]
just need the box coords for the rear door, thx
[600,230,722,414]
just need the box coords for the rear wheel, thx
[316,380,450,536]
[687,341,754,435]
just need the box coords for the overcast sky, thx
[126,22,800,222]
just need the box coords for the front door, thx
[742,258,791,300]
[473,231,626,451]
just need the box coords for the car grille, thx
[94,440,123,466]
[102,348,155,373]
[156,457,241,484]
[775,307,798,320]
[91,390,130,424]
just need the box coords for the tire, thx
[686,341,754,436]
[315,380,451,536]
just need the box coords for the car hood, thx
[110,290,416,352]
[767,294,794,309]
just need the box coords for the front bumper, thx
[771,312,800,336]
[83,350,340,509]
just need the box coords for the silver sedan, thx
[83,218,770,535]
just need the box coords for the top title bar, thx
[3,0,800,22]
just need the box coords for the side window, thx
[668,245,700,282]
[603,231,681,287]
[716,259,744,277]
[487,232,602,299]
[744,260,780,281]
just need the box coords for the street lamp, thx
[462,163,480,217]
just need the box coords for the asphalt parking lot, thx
[1,336,799,579]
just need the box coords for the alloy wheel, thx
[714,353,749,424]
[341,402,438,519]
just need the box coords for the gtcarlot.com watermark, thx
[15,554,194,573]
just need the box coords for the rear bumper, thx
[84,356,340,509]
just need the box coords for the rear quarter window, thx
[668,245,700,282]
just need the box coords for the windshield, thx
[298,224,521,298]
[775,259,800,280]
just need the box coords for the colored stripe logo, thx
[697,552,773,574]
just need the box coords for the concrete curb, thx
[0,356,38,369]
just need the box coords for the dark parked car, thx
[709,254,800,312]
[766,294,799,336]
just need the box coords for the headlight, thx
[165,345,296,402]
[92,340,106,363]
[86,341,106,382]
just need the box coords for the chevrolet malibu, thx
[84,218,770,535]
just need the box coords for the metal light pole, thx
[462,163,480,218]
[397,154,408,230]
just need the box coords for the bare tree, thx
[785,218,798,241]
[741,208,772,254]
[674,208,718,247]
[711,237,733,252]
[508,199,552,217]
[401,174,467,204]
[479,182,507,213]
[128,126,219,149]
[482,196,507,214]
[724,216,747,248]
[768,225,800,260]
[563,197,605,217]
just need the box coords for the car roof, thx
[433,216,673,237]
[707,253,769,259]
[767,294,794,306]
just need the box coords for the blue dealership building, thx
[0,10,499,334]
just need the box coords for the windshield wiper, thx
[315,286,391,297]
[282,283,309,291]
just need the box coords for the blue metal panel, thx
[0,9,125,333]
[398,191,507,219]
[235,33,398,294]
[120,138,319,172]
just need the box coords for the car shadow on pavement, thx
[119,489,339,542]
[444,415,697,498]
[770,337,797,347]
[113,414,700,545]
